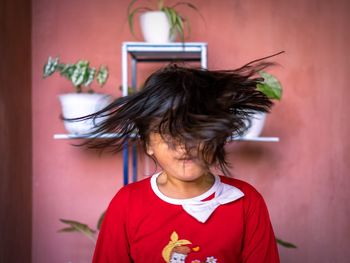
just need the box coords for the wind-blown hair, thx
[79,57,278,175]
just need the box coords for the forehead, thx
[171,252,186,258]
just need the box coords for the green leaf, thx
[170,8,177,26]
[276,238,297,248]
[176,14,185,41]
[71,60,89,87]
[157,0,164,10]
[97,211,106,230]
[58,227,76,232]
[59,64,75,79]
[59,219,96,234]
[128,7,139,37]
[171,2,205,23]
[43,56,59,78]
[162,8,172,25]
[59,218,96,243]
[162,8,176,38]
[175,20,184,42]
[128,6,151,37]
[162,7,186,42]
[84,67,96,87]
[97,66,108,86]
[256,71,283,100]
[127,0,138,15]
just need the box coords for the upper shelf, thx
[122,42,208,63]
[53,133,279,142]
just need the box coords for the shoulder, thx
[123,176,152,192]
[220,176,262,198]
[108,176,152,207]
[113,176,151,198]
[220,176,267,212]
[221,176,268,220]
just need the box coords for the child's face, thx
[169,252,187,263]
[147,133,207,182]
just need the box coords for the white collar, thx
[150,172,220,205]
[150,172,244,223]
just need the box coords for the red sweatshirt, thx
[93,174,280,263]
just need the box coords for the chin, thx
[178,165,206,181]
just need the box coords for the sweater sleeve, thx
[92,187,132,263]
[241,189,280,263]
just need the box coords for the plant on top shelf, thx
[128,0,204,43]
[43,56,109,93]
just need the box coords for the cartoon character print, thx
[162,231,217,263]
[162,231,196,262]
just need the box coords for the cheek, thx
[153,150,185,172]
[153,150,175,167]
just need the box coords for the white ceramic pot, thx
[58,93,112,135]
[140,11,176,43]
[242,112,267,138]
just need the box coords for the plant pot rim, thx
[141,10,167,15]
[58,92,111,97]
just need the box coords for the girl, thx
[85,59,280,262]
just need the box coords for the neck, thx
[157,171,215,199]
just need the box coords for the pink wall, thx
[32,0,350,262]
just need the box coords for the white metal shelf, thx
[54,42,280,185]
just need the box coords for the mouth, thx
[177,157,196,163]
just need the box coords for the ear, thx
[146,144,154,156]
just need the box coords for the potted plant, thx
[242,71,283,138]
[128,0,203,43]
[43,56,112,135]
[59,212,105,244]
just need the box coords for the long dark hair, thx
[77,55,280,175]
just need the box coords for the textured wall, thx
[32,0,350,262]
[0,0,32,262]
